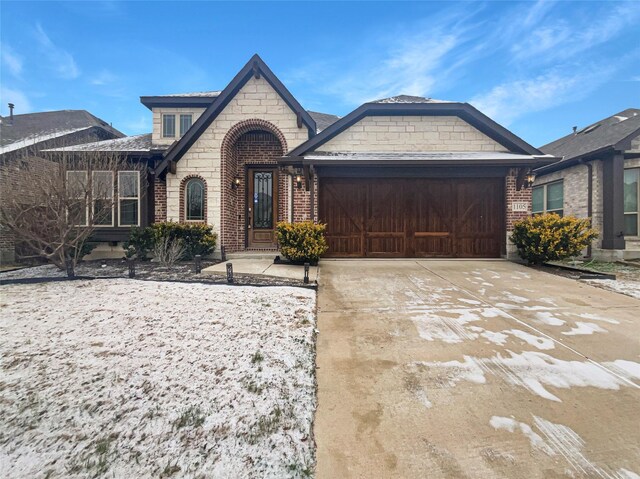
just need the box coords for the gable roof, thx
[0,110,123,149]
[537,108,640,174]
[43,133,159,154]
[308,111,340,132]
[287,101,543,157]
[156,54,316,174]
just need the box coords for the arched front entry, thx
[220,119,288,252]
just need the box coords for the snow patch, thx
[562,322,608,336]
[534,311,566,326]
[603,360,640,381]
[491,415,635,477]
[414,351,631,402]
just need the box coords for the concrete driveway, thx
[315,260,640,478]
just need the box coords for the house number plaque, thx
[511,202,529,212]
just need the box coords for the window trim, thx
[624,167,639,237]
[179,114,193,136]
[66,170,89,226]
[532,180,564,216]
[162,114,176,138]
[118,171,141,227]
[184,177,205,222]
[92,170,115,227]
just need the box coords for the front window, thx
[180,114,192,136]
[118,171,140,226]
[532,181,563,216]
[162,114,176,138]
[67,171,88,226]
[92,171,114,226]
[185,178,205,221]
[624,168,639,236]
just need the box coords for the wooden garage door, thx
[319,177,504,258]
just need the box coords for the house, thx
[535,109,640,260]
[42,54,558,259]
[0,109,124,263]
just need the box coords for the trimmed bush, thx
[123,227,155,260]
[124,222,217,261]
[276,221,328,264]
[510,213,598,265]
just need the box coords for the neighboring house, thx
[0,109,124,264]
[43,54,557,259]
[536,109,640,260]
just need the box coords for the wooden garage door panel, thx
[320,177,503,258]
[366,180,405,257]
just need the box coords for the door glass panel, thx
[253,171,273,229]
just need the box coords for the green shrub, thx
[149,222,217,260]
[123,222,217,261]
[275,221,328,264]
[510,213,598,265]
[123,227,155,260]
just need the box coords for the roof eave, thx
[139,96,218,110]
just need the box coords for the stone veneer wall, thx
[165,76,310,249]
[152,107,206,146]
[319,116,509,152]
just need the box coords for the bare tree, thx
[153,236,186,269]
[0,145,145,277]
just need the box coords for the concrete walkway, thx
[315,259,640,478]
[202,259,318,282]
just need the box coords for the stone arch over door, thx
[220,119,288,252]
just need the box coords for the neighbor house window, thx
[118,171,140,226]
[185,178,205,221]
[162,114,176,138]
[92,171,114,226]
[67,171,88,226]
[532,181,564,216]
[624,168,639,236]
[180,114,193,136]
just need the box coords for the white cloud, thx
[91,70,117,86]
[0,86,33,115]
[34,23,80,79]
[1,43,23,77]
[470,67,613,125]
[510,2,640,62]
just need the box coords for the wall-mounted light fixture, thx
[231,175,241,190]
[295,173,303,189]
[524,169,536,188]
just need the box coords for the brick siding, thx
[220,122,287,252]
[154,176,167,223]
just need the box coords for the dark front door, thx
[319,177,504,258]
[247,167,278,248]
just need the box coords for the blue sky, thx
[1,0,638,146]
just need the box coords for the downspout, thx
[580,159,593,258]
[288,174,293,222]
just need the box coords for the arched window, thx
[185,178,205,221]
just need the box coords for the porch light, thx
[524,169,536,188]
[232,175,241,190]
[295,174,303,189]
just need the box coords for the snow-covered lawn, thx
[0,279,317,478]
[584,278,640,299]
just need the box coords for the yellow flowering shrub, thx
[510,213,598,265]
[276,221,328,264]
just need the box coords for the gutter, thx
[579,158,594,258]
